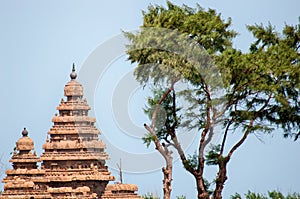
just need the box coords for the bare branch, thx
[151,78,179,129]
[144,123,171,162]
[219,118,233,156]
[198,84,211,172]
[226,119,254,160]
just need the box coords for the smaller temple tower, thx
[0,128,51,199]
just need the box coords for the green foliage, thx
[143,87,181,144]
[142,1,237,53]
[176,195,187,199]
[142,133,156,148]
[125,1,236,86]
[268,190,285,199]
[231,192,242,199]
[125,1,300,198]
[185,152,198,170]
[205,144,222,166]
[215,20,300,138]
[245,191,268,199]
[126,1,300,141]
[231,191,300,199]
[203,178,214,196]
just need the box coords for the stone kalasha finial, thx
[22,128,28,137]
[70,63,77,80]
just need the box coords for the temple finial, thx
[70,63,77,80]
[22,128,28,137]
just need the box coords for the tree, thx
[125,1,300,199]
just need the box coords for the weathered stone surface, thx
[0,131,51,199]
[64,80,83,97]
[102,184,143,199]
[16,136,34,151]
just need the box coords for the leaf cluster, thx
[215,21,300,138]
[142,1,237,53]
[231,190,300,199]
[176,195,187,199]
[184,152,198,170]
[205,144,223,166]
[125,1,236,86]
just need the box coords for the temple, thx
[0,128,51,199]
[0,65,142,199]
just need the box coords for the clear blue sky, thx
[0,0,299,198]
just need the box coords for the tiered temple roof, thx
[40,65,115,198]
[0,65,142,199]
[0,128,51,199]
[102,184,143,199]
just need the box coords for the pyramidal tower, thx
[40,64,115,198]
[0,128,51,199]
[1,65,142,199]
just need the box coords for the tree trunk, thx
[143,124,173,199]
[162,164,172,199]
[213,162,228,199]
[195,176,209,199]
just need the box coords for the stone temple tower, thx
[40,65,115,198]
[0,128,51,199]
[0,65,142,199]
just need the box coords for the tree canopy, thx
[125,1,300,199]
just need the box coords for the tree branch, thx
[198,84,211,172]
[219,118,233,156]
[151,78,179,129]
[171,134,197,175]
[226,119,254,160]
[144,124,168,161]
